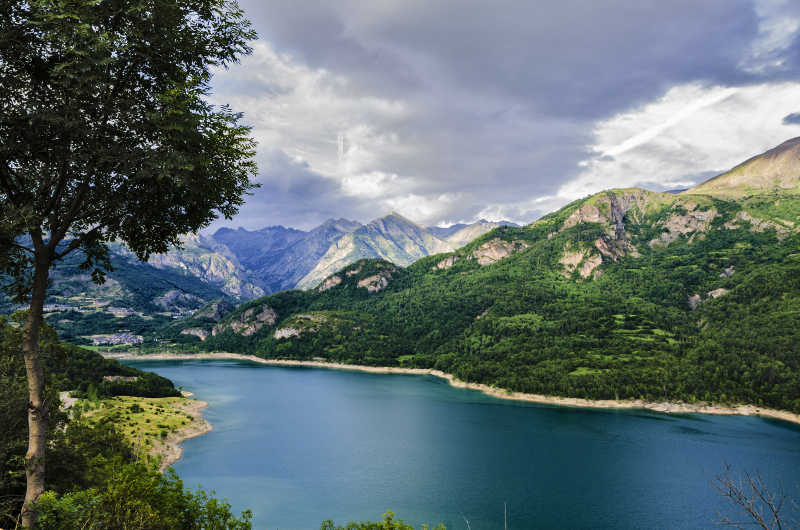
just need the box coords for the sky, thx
[206,0,800,231]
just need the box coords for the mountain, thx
[296,212,454,289]
[37,249,234,343]
[213,219,363,293]
[18,212,510,342]
[212,225,309,273]
[141,234,264,300]
[191,138,800,416]
[691,136,800,195]
[435,220,520,247]
[426,223,470,239]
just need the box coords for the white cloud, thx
[384,193,462,225]
[211,40,409,185]
[558,82,800,201]
[204,1,800,231]
[741,0,800,73]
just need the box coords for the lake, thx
[124,359,800,529]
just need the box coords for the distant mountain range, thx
[194,213,517,293]
[19,213,517,340]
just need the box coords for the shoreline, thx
[104,351,800,426]
[155,393,213,472]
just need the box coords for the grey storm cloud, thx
[209,0,800,230]
[207,150,377,231]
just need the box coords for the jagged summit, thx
[690,136,800,195]
[296,212,453,289]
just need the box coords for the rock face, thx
[436,256,457,270]
[145,234,264,299]
[554,190,661,278]
[298,212,453,290]
[274,327,300,339]
[472,238,529,266]
[561,189,653,243]
[317,275,342,292]
[358,274,390,293]
[559,247,603,279]
[274,313,328,339]
[688,288,730,309]
[181,328,209,341]
[192,299,234,321]
[707,288,729,299]
[153,290,202,311]
[212,305,277,337]
[688,294,702,310]
[723,211,791,236]
[650,203,717,247]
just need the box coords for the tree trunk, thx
[20,256,50,529]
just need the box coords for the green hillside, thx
[163,138,800,413]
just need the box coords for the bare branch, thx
[713,465,788,530]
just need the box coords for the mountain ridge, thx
[176,137,800,416]
[690,136,800,195]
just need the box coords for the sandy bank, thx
[103,351,800,426]
[154,393,212,472]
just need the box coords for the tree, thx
[713,465,797,529]
[0,0,258,525]
[320,510,446,530]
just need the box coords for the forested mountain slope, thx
[181,138,800,414]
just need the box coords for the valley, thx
[140,137,800,418]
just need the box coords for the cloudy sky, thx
[207,0,800,231]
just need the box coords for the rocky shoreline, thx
[104,351,800,426]
[155,393,212,471]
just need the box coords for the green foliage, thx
[0,316,181,523]
[36,464,252,530]
[321,510,445,530]
[0,318,250,527]
[0,0,258,300]
[2,313,180,398]
[189,194,800,414]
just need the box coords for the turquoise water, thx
[125,360,800,529]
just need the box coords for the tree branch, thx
[50,181,89,249]
[0,162,19,200]
[9,242,34,255]
[53,226,103,260]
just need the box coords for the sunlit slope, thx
[690,136,800,196]
[179,139,800,413]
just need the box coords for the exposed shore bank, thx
[156,393,212,471]
[104,351,800,426]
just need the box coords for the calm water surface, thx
[125,360,800,530]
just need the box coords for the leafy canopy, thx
[0,0,258,298]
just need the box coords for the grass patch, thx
[569,367,608,376]
[76,396,194,454]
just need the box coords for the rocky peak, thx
[560,189,654,242]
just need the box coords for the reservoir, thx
[125,359,800,529]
